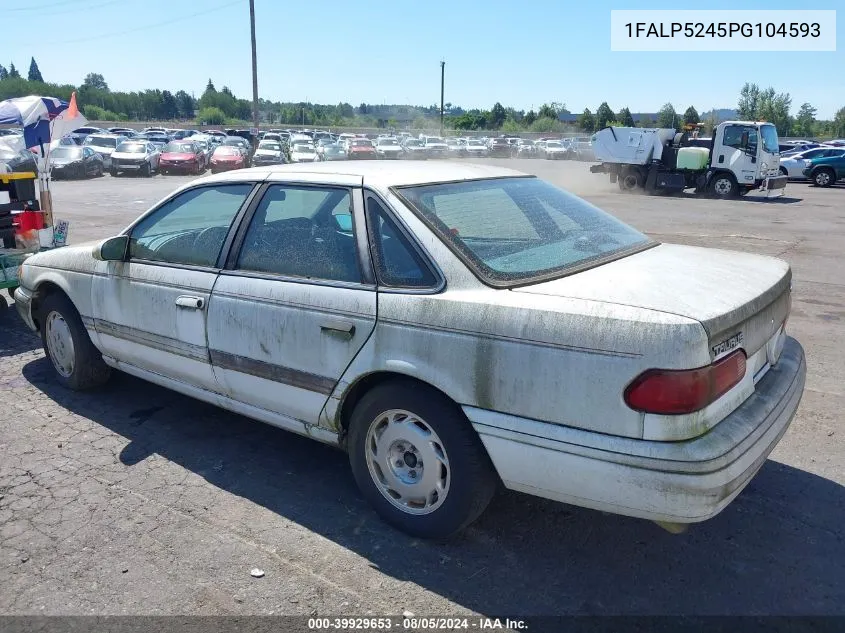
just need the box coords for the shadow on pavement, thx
[0,300,42,358]
[19,351,845,617]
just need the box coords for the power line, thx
[5,0,94,11]
[27,0,125,16]
[53,0,242,45]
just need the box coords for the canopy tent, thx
[0,94,87,154]
[0,93,87,224]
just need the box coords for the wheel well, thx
[338,372,457,434]
[30,281,69,330]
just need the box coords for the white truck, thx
[589,121,788,198]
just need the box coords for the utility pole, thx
[249,0,259,132]
[440,60,445,137]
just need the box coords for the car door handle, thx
[175,295,204,310]
[320,319,355,337]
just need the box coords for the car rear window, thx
[395,177,653,286]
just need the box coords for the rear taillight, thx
[624,350,747,415]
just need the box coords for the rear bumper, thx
[467,336,805,524]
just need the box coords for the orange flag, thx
[67,91,79,119]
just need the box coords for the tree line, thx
[1,59,843,137]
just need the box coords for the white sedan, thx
[14,162,805,539]
[289,142,319,163]
[779,146,843,179]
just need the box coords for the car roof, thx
[194,161,526,188]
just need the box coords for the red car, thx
[209,146,246,173]
[159,141,205,175]
[347,138,377,159]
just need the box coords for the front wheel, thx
[39,293,111,390]
[348,380,498,539]
[812,168,835,187]
[141,162,151,178]
[110,168,118,177]
[709,173,738,198]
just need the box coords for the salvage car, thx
[208,145,246,173]
[375,138,404,160]
[14,163,805,540]
[778,146,839,179]
[110,141,160,177]
[319,143,348,161]
[346,138,377,160]
[49,146,104,179]
[81,133,124,169]
[252,140,287,166]
[803,152,845,187]
[290,142,320,163]
[159,141,206,175]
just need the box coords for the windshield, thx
[396,177,652,285]
[293,144,315,152]
[224,138,245,146]
[213,146,239,156]
[164,142,194,153]
[379,139,399,146]
[546,142,562,148]
[259,142,281,151]
[426,137,444,143]
[52,147,83,160]
[84,136,117,148]
[117,143,147,153]
[352,140,372,147]
[760,124,779,154]
[468,140,485,146]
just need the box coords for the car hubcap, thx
[622,175,638,189]
[715,178,732,195]
[365,409,450,515]
[45,311,75,378]
[817,172,830,185]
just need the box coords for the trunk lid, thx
[512,243,791,362]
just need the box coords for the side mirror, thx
[93,235,129,261]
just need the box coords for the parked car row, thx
[779,145,845,187]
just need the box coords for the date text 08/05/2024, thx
[623,22,821,38]
[307,617,528,630]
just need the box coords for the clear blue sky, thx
[4,0,843,117]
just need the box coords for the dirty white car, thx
[14,162,805,539]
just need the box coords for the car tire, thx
[812,168,835,187]
[39,292,111,391]
[779,167,788,177]
[708,172,738,198]
[110,168,118,177]
[142,163,152,178]
[348,380,498,539]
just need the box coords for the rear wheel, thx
[779,166,788,177]
[812,168,835,187]
[348,381,498,539]
[709,173,738,198]
[39,293,111,390]
[141,162,151,178]
[110,168,118,177]
[618,169,643,192]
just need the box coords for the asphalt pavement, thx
[1,160,842,619]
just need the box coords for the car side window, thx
[366,196,438,289]
[129,184,253,267]
[235,184,361,283]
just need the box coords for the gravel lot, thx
[1,160,843,618]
